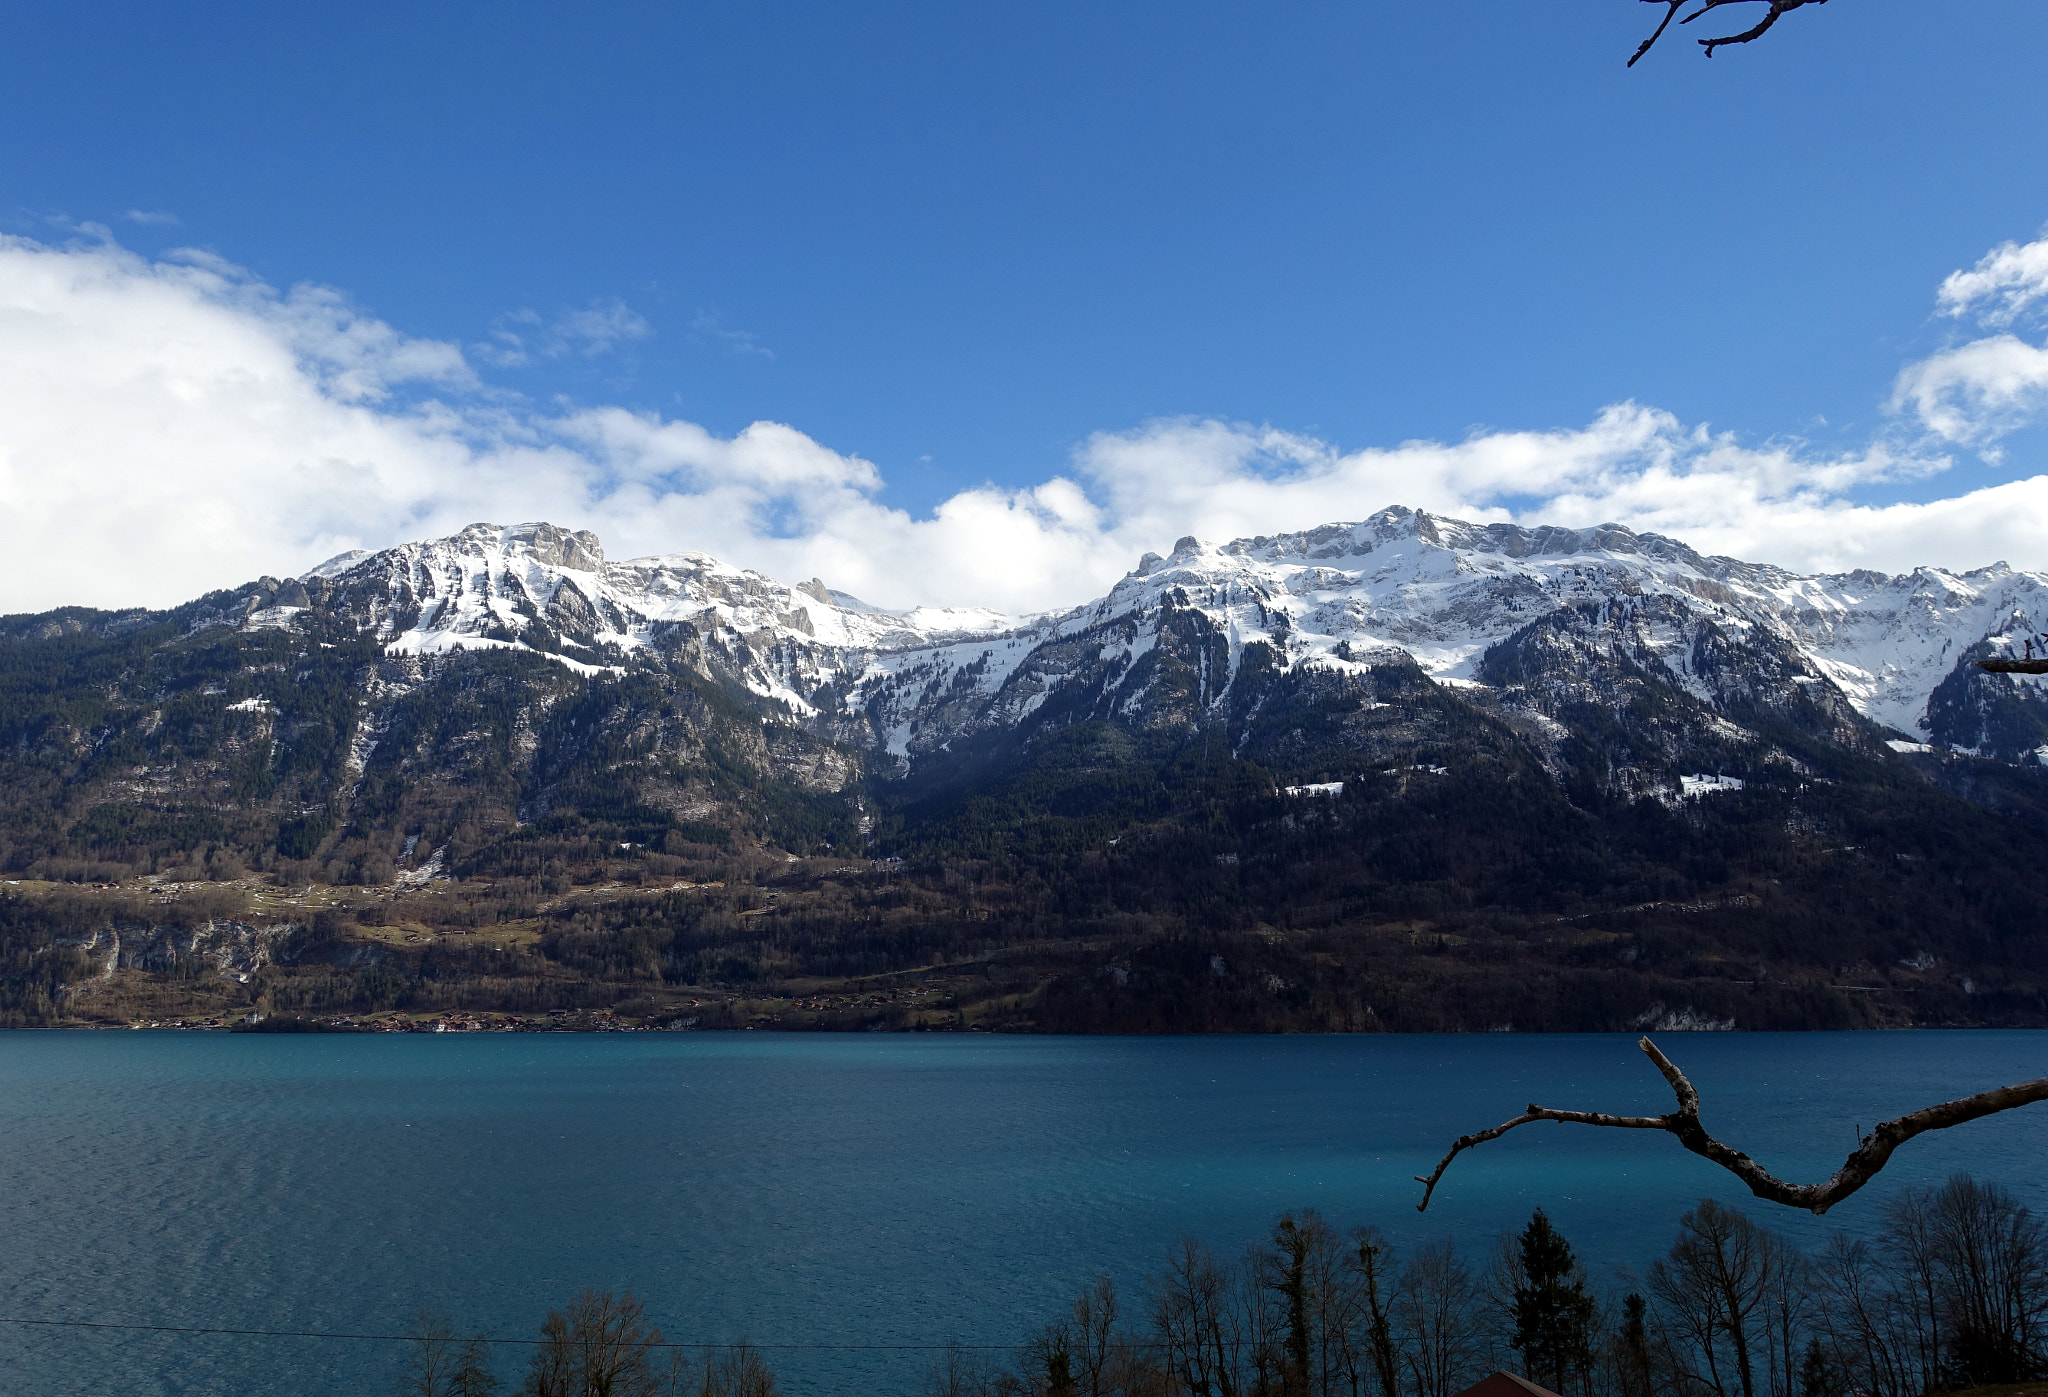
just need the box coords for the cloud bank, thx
[1893,226,2048,458]
[5,227,2048,616]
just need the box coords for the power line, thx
[0,1317,1020,1352]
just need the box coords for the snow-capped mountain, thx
[991,507,2048,748]
[283,508,2046,766]
[18,500,2042,869]
[16,507,2048,1034]
[295,521,1011,714]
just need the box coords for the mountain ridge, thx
[7,504,2048,1033]
[270,505,2048,760]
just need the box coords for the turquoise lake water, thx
[2,1030,2045,1396]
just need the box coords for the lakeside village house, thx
[1455,1376,1562,1397]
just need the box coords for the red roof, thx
[1452,1375,1565,1397]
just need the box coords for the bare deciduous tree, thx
[1153,1236,1250,1397]
[1298,1215,1367,1397]
[683,1341,781,1397]
[1070,1278,1121,1397]
[452,1334,501,1397]
[1351,1228,1403,1397]
[1629,0,1829,68]
[520,1289,664,1397]
[1804,1175,2048,1393]
[1919,1175,2048,1386]
[1417,1036,2048,1215]
[1258,1209,1375,1397]
[1646,1200,1801,1397]
[920,1339,1021,1397]
[1396,1239,1485,1397]
[1067,1276,1164,1397]
[1812,1232,1938,1397]
[399,1309,460,1397]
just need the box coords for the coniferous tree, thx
[1509,1209,1595,1394]
[1032,1321,1078,1397]
[1798,1338,1844,1397]
[1043,1342,1077,1397]
[1614,1292,1655,1397]
[1268,1214,1313,1396]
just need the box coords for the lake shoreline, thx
[1,1013,1992,1034]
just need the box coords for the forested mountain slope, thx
[6,509,2048,1031]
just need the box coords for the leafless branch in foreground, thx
[1415,1035,2048,1214]
[1630,0,1827,68]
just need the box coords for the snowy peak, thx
[1074,506,1757,693]
[1742,560,2048,738]
[305,521,1013,672]
[1060,506,2048,742]
[261,510,2048,760]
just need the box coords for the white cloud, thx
[1892,333,2048,452]
[6,230,2048,620]
[691,310,774,359]
[1062,412,2048,584]
[123,209,181,227]
[550,299,653,357]
[1898,228,2048,450]
[1937,227,2048,326]
[475,299,653,367]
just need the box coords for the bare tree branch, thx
[1416,1036,2048,1215]
[1977,659,2048,674]
[1683,0,1808,58]
[1628,2,1688,68]
[1631,0,1828,66]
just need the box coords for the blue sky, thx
[6,1,2048,611]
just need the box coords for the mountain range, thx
[7,506,2048,1032]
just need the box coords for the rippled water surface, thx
[3,1030,2045,1396]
